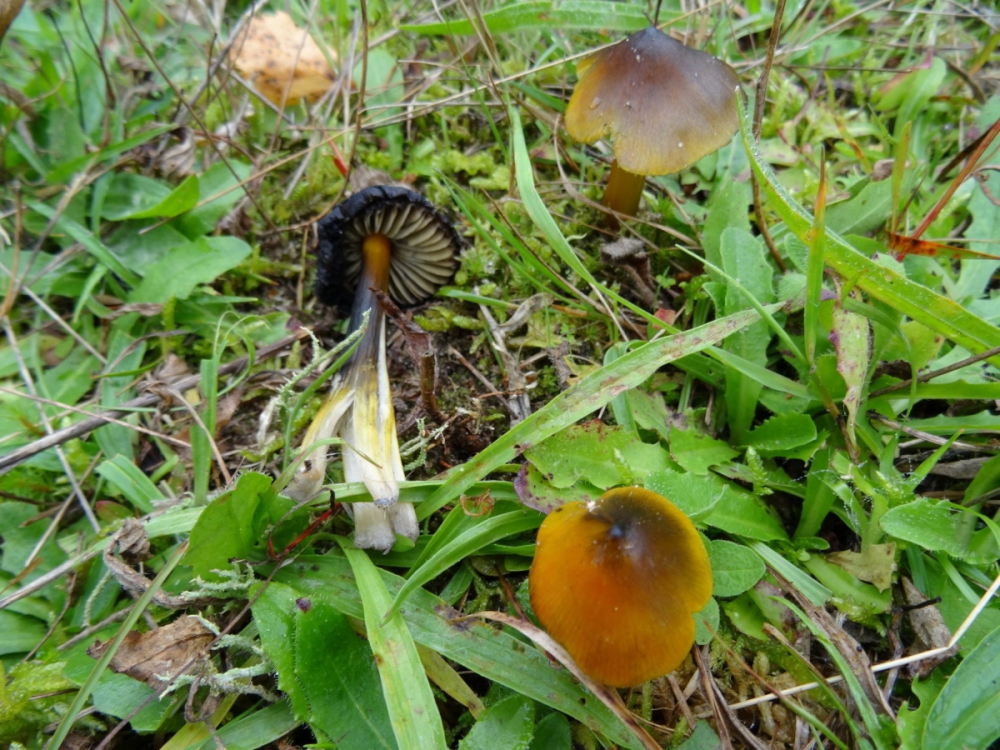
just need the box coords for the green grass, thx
[2,0,1000,748]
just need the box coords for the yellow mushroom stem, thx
[602,160,646,222]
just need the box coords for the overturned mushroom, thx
[565,26,741,220]
[290,186,460,551]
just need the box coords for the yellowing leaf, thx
[229,12,335,106]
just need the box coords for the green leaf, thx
[459,694,534,750]
[171,161,253,239]
[677,721,722,750]
[720,227,774,443]
[338,540,447,750]
[129,236,252,303]
[271,555,646,749]
[706,487,788,541]
[898,670,946,750]
[102,173,200,220]
[194,701,299,750]
[0,611,47,655]
[417,306,772,521]
[28,200,141,286]
[741,414,818,455]
[402,1,651,35]
[643,469,725,522]
[96,455,160,513]
[525,421,673,490]
[710,540,766,597]
[749,542,832,606]
[739,98,1000,368]
[826,174,915,237]
[669,427,739,476]
[185,472,272,580]
[527,713,572,750]
[254,582,394,748]
[881,499,996,564]
[389,508,543,618]
[694,596,720,646]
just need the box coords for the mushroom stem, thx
[342,233,418,549]
[289,232,419,551]
[602,161,646,222]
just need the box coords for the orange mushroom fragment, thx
[529,487,712,687]
[565,27,741,220]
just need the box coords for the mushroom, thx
[528,487,712,687]
[290,185,460,551]
[565,26,741,220]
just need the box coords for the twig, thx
[750,0,788,271]
[701,567,1000,715]
[0,331,307,474]
[869,413,998,452]
[869,343,1000,398]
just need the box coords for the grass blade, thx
[417,305,775,520]
[738,98,1000,367]
[337,538,448,750]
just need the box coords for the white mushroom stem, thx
[288,233,419,552]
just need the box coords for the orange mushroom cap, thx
[565,27,740,177]
[529,487,712,687]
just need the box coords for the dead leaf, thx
[89,615,215,689]
[827,543,897,592]
[229,12,336,106]
[902,577,956,678]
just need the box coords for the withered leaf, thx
[88,615,215,689]
[827,543,897,592]
[229,12,335,106]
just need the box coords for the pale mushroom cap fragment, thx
[565,27,741,176]
[315,185,461,309]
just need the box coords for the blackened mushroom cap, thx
[565,27,740,176]
[315,185,461,309]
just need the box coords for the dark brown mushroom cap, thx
[565,27,740,176]
[315,185,461,309]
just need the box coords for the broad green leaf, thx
[527,713,572,750]
[417,306,772,521]
[877,57,947,141]
[515,463,603,515]
[669,427,739,475]
[0,611,47,655]
[102,173,200,220]
[694,596,720,645]
[897,670,946,750]
[271,555,645,749]
[253,582,395,748]
[881,499,997,565]
[129,236,251,303]
[338,540,447,750]
[171,161,253,239]
[677,721,722,750]
[402,1,652,35]
[739,100,1000,368]
[96,455,160,513]
[826,174,916,236]
[525,421,673,489]
[94,328,146,462]
[721,227,774,442]
[459,694,534,750]
[643,469,725,522]
[710,540,766,597]
[185,472,273,580]
[741,413,817,455]
[705,486,788,541]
